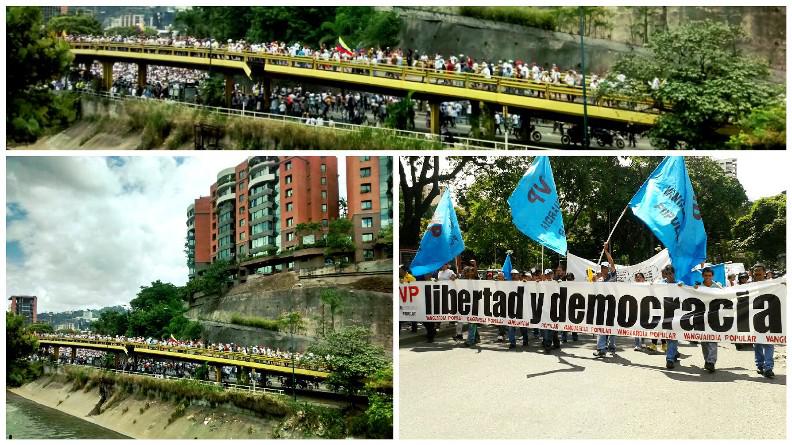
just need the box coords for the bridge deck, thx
[38,338,329,379]
[69,42,657,126]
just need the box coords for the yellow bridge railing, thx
[68,41,659,124]
[37,336,329,378]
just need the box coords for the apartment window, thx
[286,232,295,241]
[322,219,328,227]
[361,183,371,193]
[321,204,327,213]
[362,233,374,242]
[362,217,373,228]
[360,167,371,177]
[363,249,374,260]
[239,233,246,241]
[239,220,246,227]
[361,156,371,161]
[285,175,292,184]
[285,202,293,212]
[302,234,315,245]
[238,182,244,191]
[212,234,216,240]
[285,188,293,198]
[321,190,327,201]
[239,207,245,214]
[239,195,246,203]
[239,171,246,180]
[213,245,217,252]
[320,163,326,173]
[361,200,372,210]
[288,261,295,270]
[320,176,327,185]
[286,217,293,227]
[285,161,292,171]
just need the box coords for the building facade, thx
[188,156,347,278]
[346,156,393,263]
[9,296,37,324]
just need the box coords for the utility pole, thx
[579,7,590,149]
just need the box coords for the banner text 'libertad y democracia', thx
[399,279,786,345]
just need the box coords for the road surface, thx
[399,325,786,439]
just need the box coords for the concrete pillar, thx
[114,353,120,369]
[101,61,113,91]
[224,74,234,108]
[70,347,77,364]
[137,63,147,89]
[240,367,249,384]
[215,365,223,383]
[53,346,60,361]
[469,100,482,138]
[429,101,441,135]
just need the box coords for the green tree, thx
[278,311,307,336]
[184,259,232,299]
[385,92,415,131]
[325,218,355,255]
[727,100,786,149]
[126,281,185,338]
[91,310,129,336]
[166,315,204,340]
[612,20,783,149]
[27,322,54,333]
[7,312,43,387]
[7,6,77,143]
[733,193,786,268]
[198,73,226,107]
[308,326,388,406]
[46,13,103,35]
[319,289,345,334]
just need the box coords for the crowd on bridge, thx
[37,332,324,368]
[65,33,661,106]
[401,252,783,379]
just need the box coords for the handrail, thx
[68,41,658,114]
[77,90,546,150]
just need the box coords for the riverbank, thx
[7,365,367,439]
[9,377,282,439]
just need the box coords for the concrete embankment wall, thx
[9,376,281,439]
[186,270,393,353]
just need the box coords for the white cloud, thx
[5,155,248,313]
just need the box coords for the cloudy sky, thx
[6,155,346,313]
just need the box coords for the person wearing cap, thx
[632,272,648,351]
[750,263,775,378]
[694,267,722,373]
[463,260,482,346]
[594,242,618,357]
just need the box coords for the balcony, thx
[216,189,236,206]
[248,172,277,189]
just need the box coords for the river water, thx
[5,391,129,439]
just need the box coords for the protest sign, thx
[399,279,786,344]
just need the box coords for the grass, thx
[230,314,281,331]
[458,6,558,30]
[80,95,443,150]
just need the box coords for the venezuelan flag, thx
[336,37,354,56]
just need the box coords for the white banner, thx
[398,279,787,345]
[566,249,671,283]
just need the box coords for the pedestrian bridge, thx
[69,42,659,131]
[37,336,330,380]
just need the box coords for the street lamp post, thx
[290,282,303,402]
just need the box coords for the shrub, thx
[230,314,281,331]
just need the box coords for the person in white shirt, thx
[437,263,457,281]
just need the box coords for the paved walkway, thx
[399,324,786,439]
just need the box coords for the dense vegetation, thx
[400,156,784,270]
[610,20,785,149]
[7,312,44,387]
[174,6,402,49]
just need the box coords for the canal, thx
[6,391,128,439]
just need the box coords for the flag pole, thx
[541,245,544,273]
[596,205,629,266]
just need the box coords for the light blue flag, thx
[686,263,727,287]
[502,254,513,280]
[629,157,707,283]
[508,156,567,255]
[409,189,465,277]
